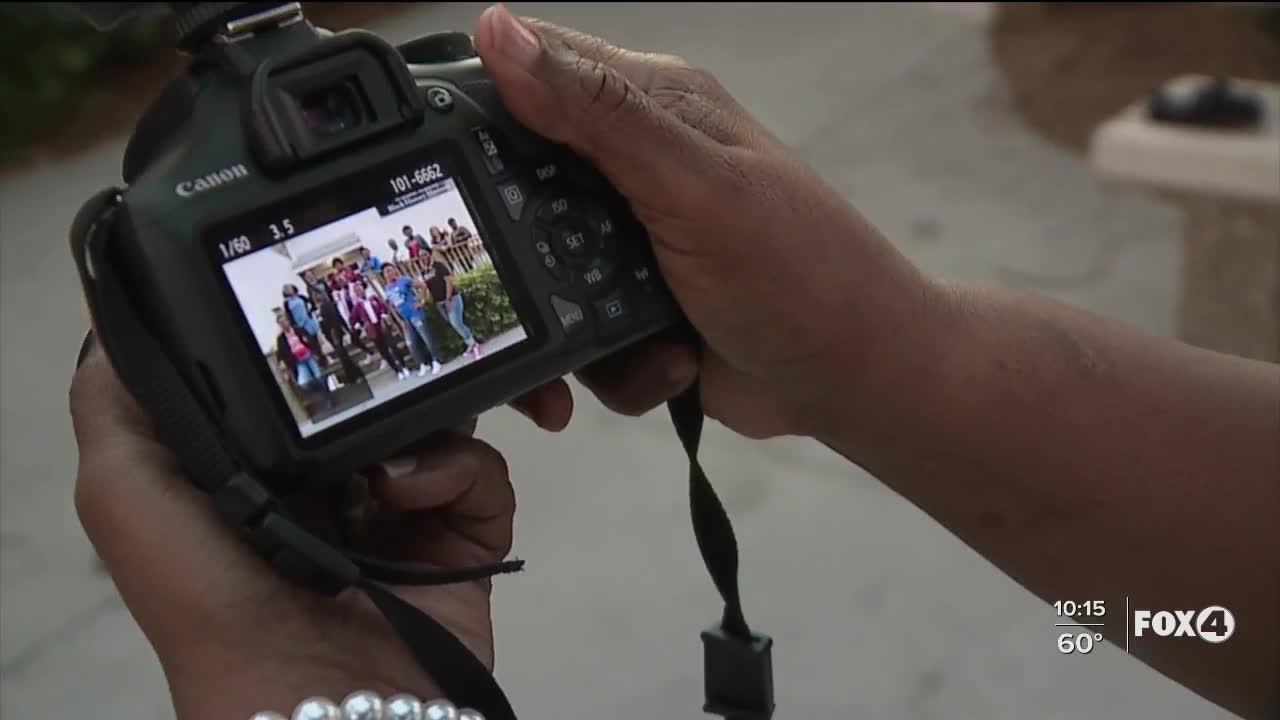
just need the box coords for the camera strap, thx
[71,187,773,720]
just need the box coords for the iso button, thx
[536,194,574,223]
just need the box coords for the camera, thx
[72,2,684,489]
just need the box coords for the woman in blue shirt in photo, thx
[380,264,442,377]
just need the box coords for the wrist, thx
[808,273,967,450]
[158,621,447,720]
[165,654,441,720]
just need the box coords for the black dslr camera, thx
[70,5,773,718]
[73,1,682,487]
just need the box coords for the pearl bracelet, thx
[248,690,486,720]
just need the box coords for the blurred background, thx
[1,2,1277,719]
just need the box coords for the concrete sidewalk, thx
[0,3,1226,719]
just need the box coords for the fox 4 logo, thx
[1133,606,1235,643]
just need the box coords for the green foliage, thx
[0,3,174,164]
[419,262,523,359]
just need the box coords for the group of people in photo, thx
[386,218,480,272]
[270,222,490,419]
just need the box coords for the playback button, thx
[593,290,632,334]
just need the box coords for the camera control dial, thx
[398,32,479,65]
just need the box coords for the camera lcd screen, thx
[208,146,533,439]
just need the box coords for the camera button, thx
[536,194,574,223]
[497,180,526,221]
[550,295,588,335]
[630,262,657,288]
[426,87,454,113]
[533,229,566,277]
[542,252,568,279]
[575,257,614,292]
[593,291,632,332]
[472,127,507,175]
[553,223,593,258]
[586,209,617,239]
[399,33,478,64]
[584,209,620,256]
[533,162,560,184]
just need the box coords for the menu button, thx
[550,295,587,335]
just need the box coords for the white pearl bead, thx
[384,694,424,720]
[457,709,486,720]
[422,700,458,720]
[249,713,288,720]
[293,697,342,720]
[341,691,385,720]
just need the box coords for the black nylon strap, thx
[361,580,517,719]
[668,384,751,639]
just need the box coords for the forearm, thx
[818,280,1280,719]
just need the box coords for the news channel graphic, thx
[1051,599,1237,656]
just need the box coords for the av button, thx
[550,295,588,335]
[587,210,617,239]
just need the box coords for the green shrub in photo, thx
[421,262,523,360]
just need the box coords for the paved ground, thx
[0,3,1234,719]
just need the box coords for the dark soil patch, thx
[988,2,1280,362]
[989,2,1280,154]
[4,3,412,174]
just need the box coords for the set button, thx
[554,224,594,258]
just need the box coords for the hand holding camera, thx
[69,4,1280,720]
[72,5,918,716]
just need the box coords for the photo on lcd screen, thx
[221,177,529,437]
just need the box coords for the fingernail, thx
[512,402,540,425]
[377,455,418,480]
[489,4,541,68]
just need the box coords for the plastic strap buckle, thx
[213,471,359,595]
[701,624,775,720]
